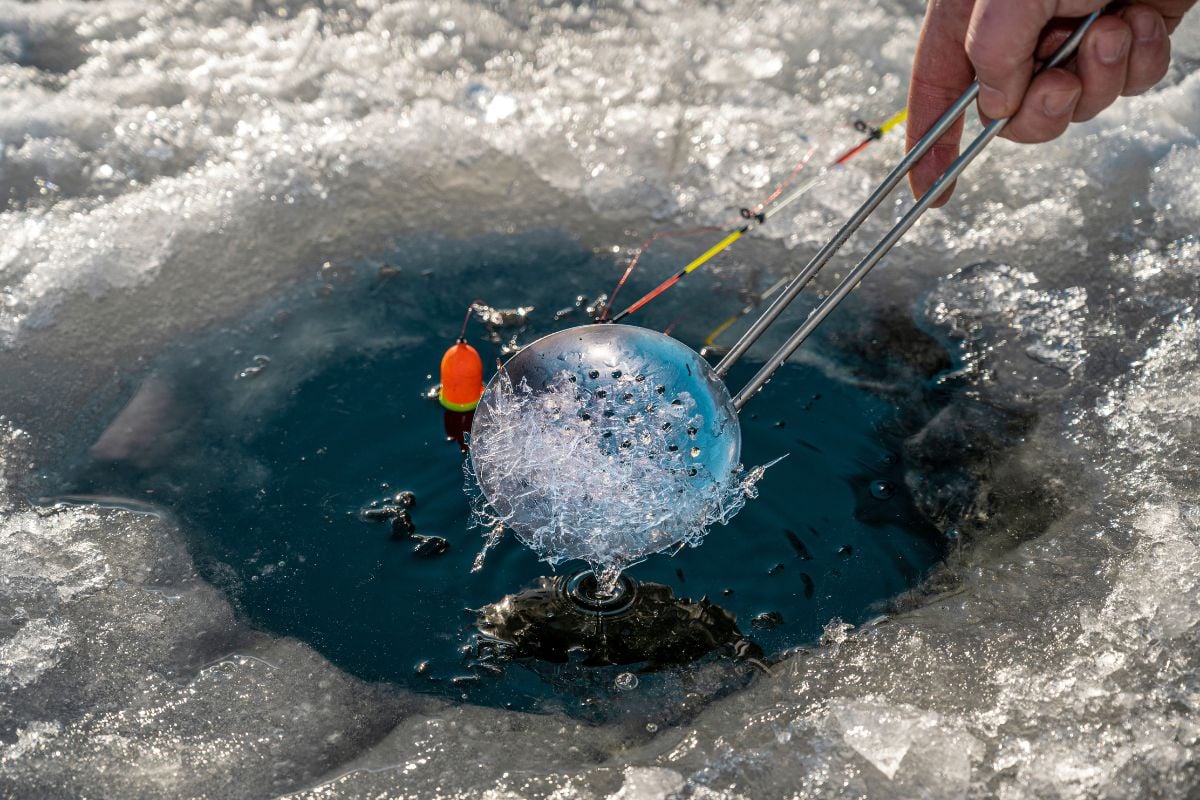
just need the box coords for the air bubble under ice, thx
[468,326,769,592]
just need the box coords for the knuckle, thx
[964,31,1017,72]
[1004,114,1068,144]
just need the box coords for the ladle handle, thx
[714,90,978,380]
[727,10,1103,411]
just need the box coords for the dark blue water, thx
[48,230,951,718]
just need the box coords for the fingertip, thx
[964,0,1044,119]
[909,151,959,207]
[908,165,931,202]
[930,179,957,209]
[904,87,966,202]
[1072,16,1132,122]
[976,81,1017,122]
[1127,4,1166,44]
[908,172,924,202]
[910,169,956,208]
[909,174,954,207]
[1121,5,1172,96]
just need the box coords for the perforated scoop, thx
[469,325,743,578]
[478,325,739,460]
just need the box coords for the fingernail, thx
[978,82,1008,117]
[1043,87,1080,117]
[1132,11,1160,43]
[1097,28,1130,65]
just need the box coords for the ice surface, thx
[832,699,981,788]
[0,426,413,797]
[0,0,1199,797]
[925,263,1092,375]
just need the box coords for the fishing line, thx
[604,144,817,322]
[607,108,908,324]
[458,303,476,341]
[599,227,722,321]
[700,273,791,354]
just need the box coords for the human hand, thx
[907,0,1196,206]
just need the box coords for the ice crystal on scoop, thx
[468,367,770,594]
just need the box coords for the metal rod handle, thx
[732,118,1003,409]
[712,87,978,377]
[726,10,1101,409]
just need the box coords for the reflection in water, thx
[88,375,193,469]
[443,409,474,452]
[476,573,765,668]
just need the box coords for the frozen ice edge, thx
[0,424,423,797]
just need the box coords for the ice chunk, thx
[926,262,1093,375]
[1150,144,1200,233]
[608,767,686,800]
[832,699,980,792]
[0,619,69,691]
[468,365,770,593]
[833,700,916,779]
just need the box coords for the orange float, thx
[438,340,485,413]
